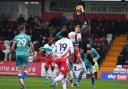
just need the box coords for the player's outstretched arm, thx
[30,42,36,61]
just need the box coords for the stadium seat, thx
[106,34,112,45]
[116,65,122,68]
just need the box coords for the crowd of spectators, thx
[0,13,127,65]
[89,19,113,60]
[117,36,128,65]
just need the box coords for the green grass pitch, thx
[0,76,127,89]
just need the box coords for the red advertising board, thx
[117,74,128,80]
[0,62,42,76]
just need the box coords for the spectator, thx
[36,49,45,62]
[1,28,6,39]
[16,14,25,25]
[117,43,128,65]
[8,41,15,61]
[6,28,14,40]
[8,50,15,61]
[27,15,34,26]
[1,13,8,28]
[0,37,5,61]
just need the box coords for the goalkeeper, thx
[76,43,100,89]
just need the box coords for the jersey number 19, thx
[59,43,67,51]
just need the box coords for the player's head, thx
[18,23,26,33]
[83,42,91,54]
[75,25,81,33]
[62,30,68,38]
[75,2,84,15]
[48,38,54,46]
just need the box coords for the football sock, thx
[69,79,73,84]
[52,73,64,89]
[51,71,54,80]
[44,71,49,84]
[19,79,25,89]
[77,75,82,83]
[54,74,64,81]
[52,80,56,89]
[45,71,48,79]
[62,79,67,89]
[91,77,95,86]
[18,70,28,89]
[73,72,76,79]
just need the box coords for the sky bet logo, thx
[108,74,117,80]
[100,72,128,80]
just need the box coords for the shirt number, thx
[59,43,67,51]
[17,38,27,47]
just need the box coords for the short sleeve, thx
[13,36,17,43]
[69,40,74,54]
[28,35,31,42]
[92,48,100,60]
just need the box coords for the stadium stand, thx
[98,35,128,78]
[0,12,127,65]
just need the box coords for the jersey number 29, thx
[17,38,27,47]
